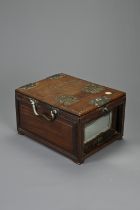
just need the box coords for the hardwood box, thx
[15,73,126,164]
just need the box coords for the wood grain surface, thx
[16,73,125,116]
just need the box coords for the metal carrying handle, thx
[29,98,57,121]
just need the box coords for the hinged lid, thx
[16,73,125,116]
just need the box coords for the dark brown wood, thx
[15,73,126,164]
[17,127,78,162]
[16,73,125,116]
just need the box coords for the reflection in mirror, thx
[84,112,112,144]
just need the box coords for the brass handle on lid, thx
[29,98,57,121]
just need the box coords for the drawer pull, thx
[29,98,57,121]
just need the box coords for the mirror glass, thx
[84,112,112,144]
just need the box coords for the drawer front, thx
[18,99,75,154]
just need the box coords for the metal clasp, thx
[102,107,109,114]
[29,98,57,121]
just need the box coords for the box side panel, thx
[80,95,126,161]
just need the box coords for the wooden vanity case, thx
[15,73,126,164]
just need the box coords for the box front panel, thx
[16,93,78,157]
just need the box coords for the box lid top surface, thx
[16,73,125,116]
